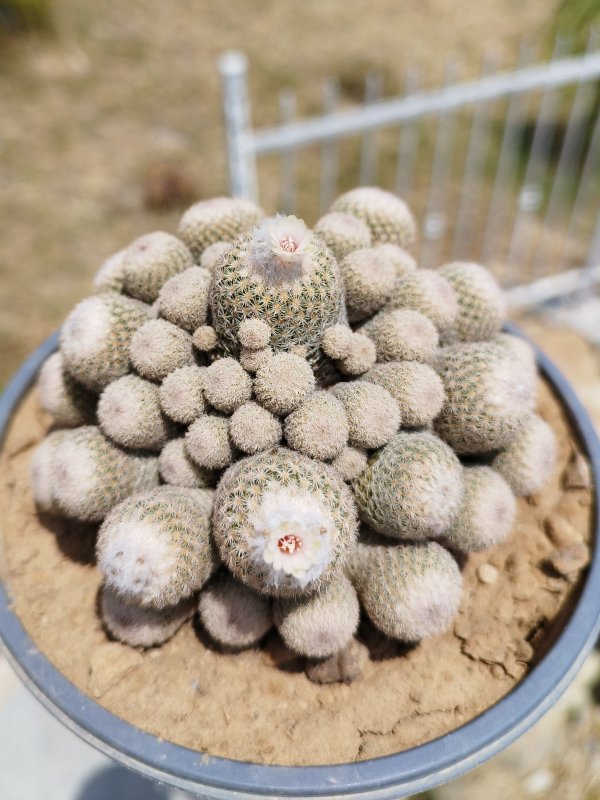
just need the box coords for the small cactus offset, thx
[60,294,152,391]
[492,413,557,496]
[364,361,445,428]
[158,438,216,489]
[157,266,211,333]
[436,340,536,454]
[101,586,196,648]
[178,197,264,259]
[159,365,206,425]
[97,486,217,608]
[93,249,127,294]
[30,187,555,680]
[313,212,371,260]
[284,392,349,460]
[360,308,439,364]
[37,352,97,428]
[386,270,458,338]
[98,374,173,451]
[50,426,159,522]
[228,402,282,455]
[198,573,273,649]
[130,318,195,381]
[350,537,462,642]
[121,232,194,303]
[331,187,416,247]
[437,261,506,343]
[444,466,516,552]
[339,247,398,322]
[331,380,401,449]
[30,429,72,514]
[353,431,463,540]
[273,572,360,658]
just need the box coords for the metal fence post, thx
[218,51,258,201]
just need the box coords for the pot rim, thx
[0,327,599,800]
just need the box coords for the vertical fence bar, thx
[394,70,420,198]
[552,27,600,272]
[359,71,384,185]
[506,36,573,282]
[452,53,496,260]
[480,39,533,273]
[531,82,597,275]
[562,100,600,276]
[319,78,340,214]
[420,62,459,268]
[218,51,258,201]
[566,109,600,290]
[586,208,600,267]
[279,88,297,214]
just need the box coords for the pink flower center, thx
[279,235,299,253]
[277,534,303,554]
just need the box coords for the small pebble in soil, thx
[548,543,590,581]
[491,664,505,679]
[305,638,369,684]
[477,564,499,584]
[544,514,581,547]
[524,767,555,795]
[563,451,592,490]
[514,639,534,662]
[506,553,537,601]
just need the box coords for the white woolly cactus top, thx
[250,487,334,588]
[250,215,313,284]
[99,517,178,602]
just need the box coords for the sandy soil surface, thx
[0,373,592,766]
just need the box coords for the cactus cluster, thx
[31,188,555,670]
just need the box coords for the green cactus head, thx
[210,215,344,365]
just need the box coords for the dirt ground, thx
[0,0,557,387]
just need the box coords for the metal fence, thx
[219,35,600,309]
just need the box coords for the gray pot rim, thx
[0,327,599,800]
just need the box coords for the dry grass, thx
[0,0,555,385]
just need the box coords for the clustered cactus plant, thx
[31,188,556,670]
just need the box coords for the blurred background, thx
[1,0,600,798]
